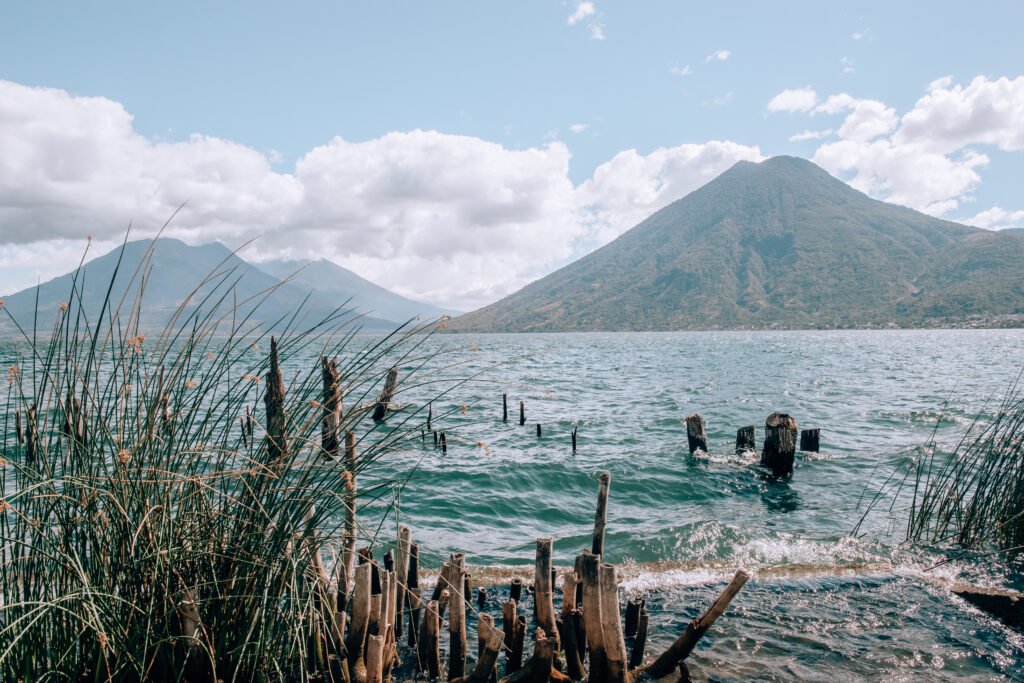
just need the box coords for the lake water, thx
[361,330,1024,681]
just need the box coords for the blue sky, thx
[1,1,1022,308]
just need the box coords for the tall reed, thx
[0,237,448,680]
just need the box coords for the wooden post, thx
[428,402,433,431]
[561,609,586,680]
[347,563,372,666]
[395,525,412,638]
[735,426,756,454]
[408,587,422,652]
[433,430,439,447]
[628,611,648,671]
[344,432,358,583]
[509,615,526,673]
[599,564,628,683]
[519,400,526,426]
[14,409,23,444]
[441,432,448,454]
[365,635,385,683]
[761,413,798,476]
[684,413,708,454]
[536,423,542,438]
[502,599,519,671]
[800,428,820,453]
[525,631,554,683]
[373,367,399,422]
[478,587,488,610]
[624,597,644,639]
[561,571,579,617]
[322,356,343,458]
[572,425,577,453]
[503,394,508,423]
[640,571,749,678]
[580,553,606,683]
[468,614,505,683]
[510,578,523,603]
[464,574,473,608]
[592,473,612,556]
[264,337,287,464]
[449,570,467,680]
[534,539,559,651]
[25,404,37,464]
[422,600,441,679]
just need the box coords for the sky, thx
[0,1,1022,310]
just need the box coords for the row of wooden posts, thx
[685,412,820,477]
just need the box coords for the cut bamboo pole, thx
[373,367,399,422]
[580,553,606,683]
[640,570,749,678]
[592,473,612,556]
[628,611,648,671]
[599,564,628,683]
[347,563,372,666]
[365,635,385,683]
[534,538,559,651]
[449,570,468,680]
[421,600,441,679]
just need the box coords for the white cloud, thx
[576,141,764,244]
[816,94,898,141]
[670,65,693,77]
[705,50,731,62]
[0,79,764,310]
[852,30,871,41]
[569,123,589,134]
[767,87,818,113]
[567,2,595,25]
[840,57,855,75]
[965,206,1024,230]
[589,22,606,40]
[789,129,833,142]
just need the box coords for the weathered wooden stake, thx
[509,615,527,673]
[599,564,629,683]
[503,599,519,671]
[25,405,37,463]
[510,578,523,603]
[503,394,508,423]
[736,425,756,454]
[344,432,358,582]
[641,570,749,678]
[534,539,560,651]
[628,611,649,671]
[685,413,708,454]
[322,356,343,458]
[580,553,607,683]
[264,337,287,463]
[561,571,579,616]
[800,428,820,453]
[624,597,644,639]
[347,563,372,665]
[536,423,542,438]
[395,526,412,638]
[365,635,385,683]
[433,430,439,446]
[15,409,23,444]
[572,425,577,453]
[592,472,612,556]
[422,600,441,679]
[428,402,433,431]
[441,432,448,454]
[761,413,798,476]
[519,400,526,426]
[467,614,504,683]
[373,367,399,422]
[562,609,586,680]
[478,587,488,610]
[449,570,468,680]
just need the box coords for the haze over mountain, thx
[255,259,457,324]
[451,156,1024,331]
[0,239,410,333]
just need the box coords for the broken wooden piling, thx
[572,425,577,453]
[321,356,343,458]
[534,539,559,651]
[736,425,756,454]
[373,367,399,422]
[264,337,287,464]
[536,423,542,438]
[449,569,468,680]
[592,472,611,556]
[685,413,708,454]
[800,428,820,453]
[519,400,526,426]
[503,394,508,423]
[761,413,798,476]
[580,553,607,683]
[624,597,644,639]
[441,432,448,453]
[600,563,629,683]
[628,611,648,671]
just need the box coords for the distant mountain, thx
[451,156,1024,331]
[0,239,397,333]
[255,258,457,324]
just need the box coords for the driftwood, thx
[761,412,798,476]
[639,570,749,678]
[684,414,707,454]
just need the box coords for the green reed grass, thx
[0,236,454,681]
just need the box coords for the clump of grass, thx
[0,236,449,680]
[906,378,1024,551]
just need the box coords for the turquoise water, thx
[360,330,1024,681]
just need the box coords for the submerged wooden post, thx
[395,525,412,638]
[509,615,527,673]
[469,614,505,683]
[519,400,526,426]
[562,608,586,680]
[449,570,468,680]
[628,611,649,671]
[264,336,287,463]
[441,432,448,454]
[641,571,749,678]
[592,472,612,556]
[422,600,441,679]
[25,404,37,464]
[685,413,708,454]
[503,393,508,423]
[503,599,519,672]
[15,409,23,444]
[572,425,577,453]
[510,578,523,603]
[534,539,559,651]
[322,356,343,458]
[580,553,607,683]
[624,597,644,639]
[478,587,488,610]
[428,402,433,431]
[800,428,820,453]
[373,367,399,422]
[347,563,372,666]
[735,425,756,454]
[536,423,542,438]
[761,413,798,476]
[599,564,629,683]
